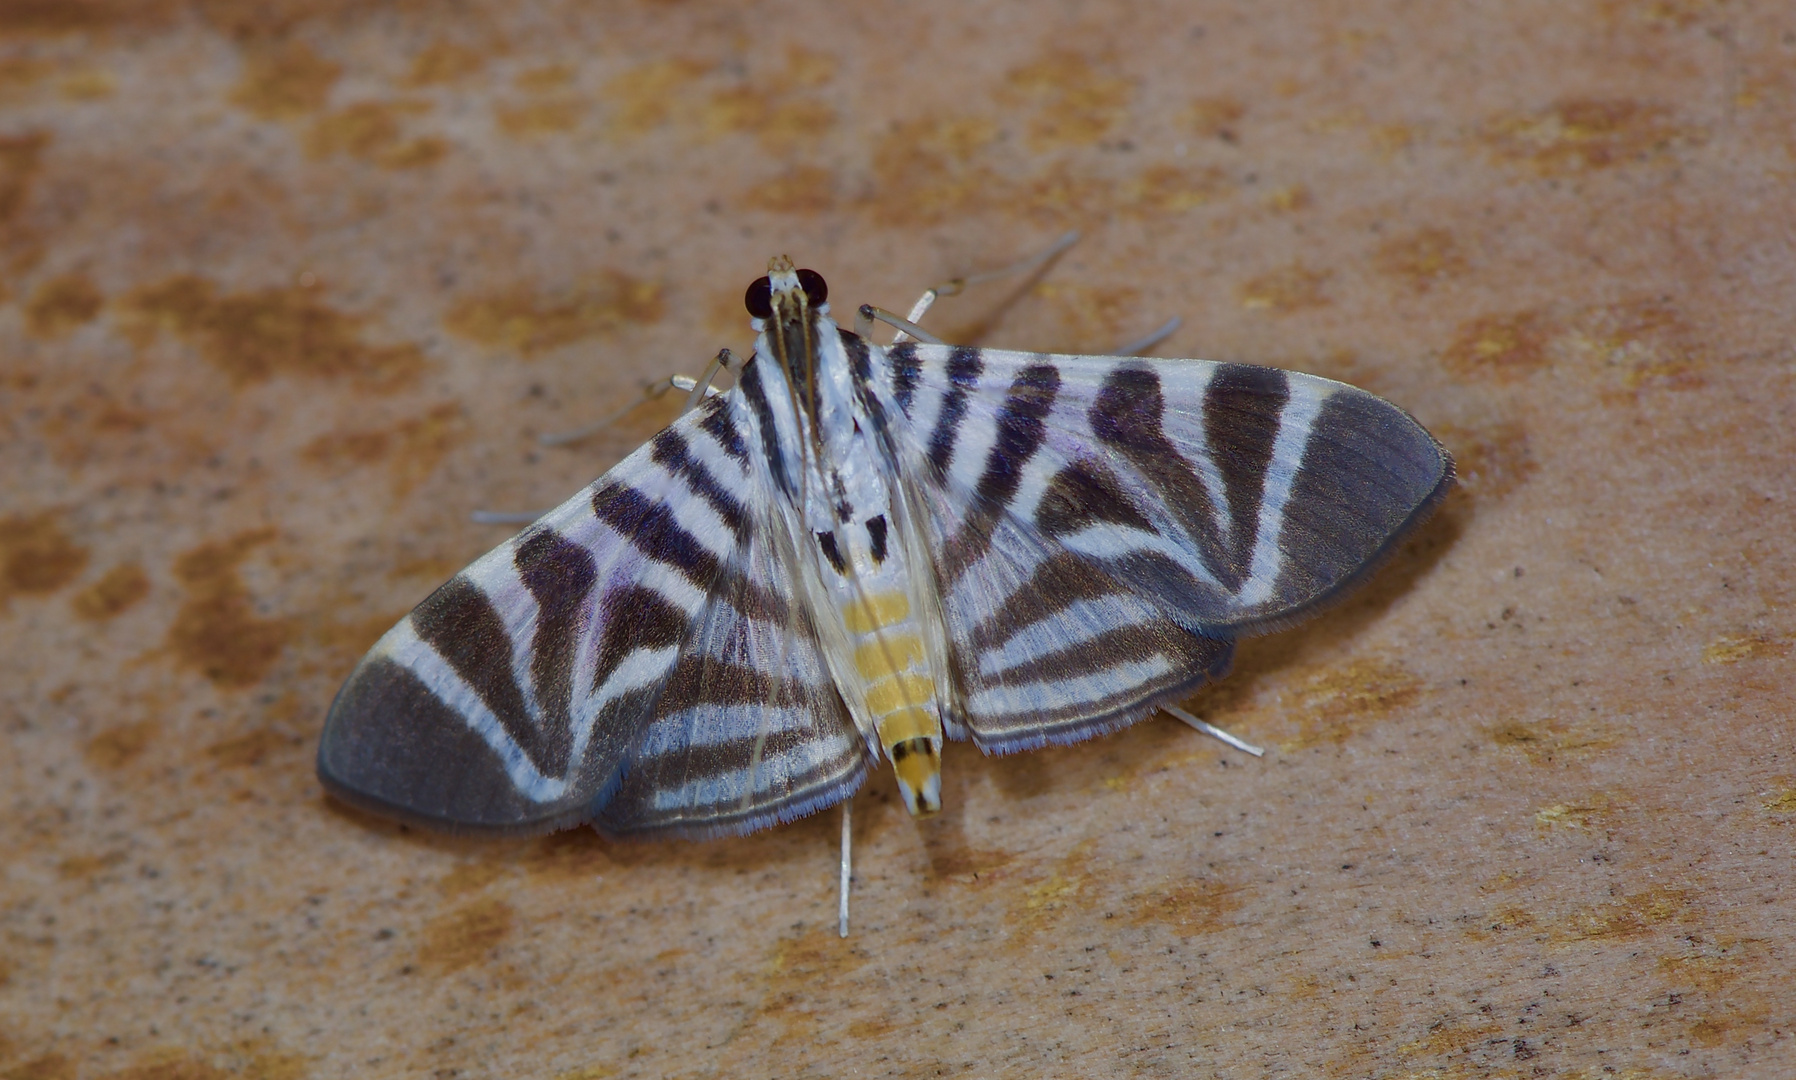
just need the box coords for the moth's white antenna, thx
[1164,704,1265,757]
[839,797,853,938]
[1114,316,1183,357]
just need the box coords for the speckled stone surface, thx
[2,2,1793,1077]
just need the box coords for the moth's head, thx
[745,256,830,391]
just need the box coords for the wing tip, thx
[1233,434,1455,639]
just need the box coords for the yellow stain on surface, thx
[1129,879,1240,936]
[420,897,515,974]
[751,923,871,1045]
[438,859,510,898]
[1534,792,1625,831]
[165,528,294,688]
[1703,633,1788,664]
[1396,1017,1504,1057]
[1370,122,1416,156]
[772,46,836,91]
[1658,944,1748,994]
[497,98,585,137]
[0,510,89,607]
[1440,310,1553,381]
[449,271,668,355]
[1488,717,1617,763]
[1481,98,1695,174]
[232,44,341,120]
[404,41,485,86]
[84,719,157,770]
[23,272,101,337]
[842,591,910,634]
[0,56,52,99]
[57,850,127,882]
[1119,164,1231,215]
[1564,298,1702,392]
[1239,264,1330,312]
[515,64,573,92]
[1759,788,1796,814]
[123,276,426,389]
[1373,227,1466,291]
[0,130,48,228]
[205,727,299,769]
[1462,902,1537,942]
[1188,96,1245,138]
[1553,888,1691,943]
[58,69,114,101]
[1032,281,1141,351]
[698,46,837,149]
[741,165,836,214]
[553,1065,618,1080]
[700,88,833,149]
[445,271,663,356]
[1261,183,1310,213]
[71,562,151,620]
[1003,51,1134,147]
[302,402,468,496]
[307,100,446,169]
[604,58,711,134]
[862,115,1002,226]
[1278,658,1423,749]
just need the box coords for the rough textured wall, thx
[2,1,1793,1077]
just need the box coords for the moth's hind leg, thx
[854,230,1081,344]
[1163,704,1264,758]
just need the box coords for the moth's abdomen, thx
[841,587,943,816]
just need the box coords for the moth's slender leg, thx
[890,230,1081,343]
[1163,705,1265,758]
[680,348,738,415]
[1113,316,1183,357]
[857,305,945,345]
[854,231,1082,345]
[838,797,853,938]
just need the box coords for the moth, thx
[318,256,1452,848]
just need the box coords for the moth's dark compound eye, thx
[797,268,828,306]
[744,276,773,319]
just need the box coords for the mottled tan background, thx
[2,1,1793,1077]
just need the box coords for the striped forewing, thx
[317,392,870,837]
[884,343,1451,749]
[599,486,872,838]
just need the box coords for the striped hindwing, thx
[883,343,1452,752]
[316,392,872,838]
